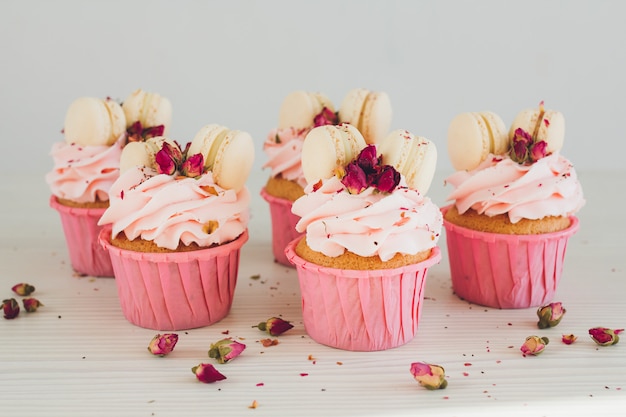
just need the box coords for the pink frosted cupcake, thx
[98,125,254,330]
[443,104,585,309]
[285,126,442,351]
[46,90,172,277]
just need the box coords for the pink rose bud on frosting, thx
[22,298,43,313]
[254,317,294,336]
[313,107,338,127]
[588,327,623,346]
[341,162,368,194]
[147,333,179,356]
[2,298,20,319]
[192,363,227,383]
[376,165,401,193]
[562,334,578,345]
[357,144,379,173]
[530,140,548,162]
[208,338,246,364]
[143,125,165,140]
[409,362,448,390]
[520,336,549,356]
[12,283,35,296]
[155,142,183,175]
[181,153,204,178]
[537,302,566,329]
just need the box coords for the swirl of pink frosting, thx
[445,152,585,223]
[98,166,250,250]
[262,127,311,188]
[45,138,124,203]
[292,176,442,261]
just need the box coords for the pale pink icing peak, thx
[445,152,585,223]
[98,166,249,250]
[292,176,442,261]
[262,127,310,188]
[46,137,124,203]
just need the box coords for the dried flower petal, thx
[254,317,294,336]
[537,302,566,329]
[520,335,549,356]
[12,283,35,296]
[562,334,577,345]
[208,338,246,364]
[410,362,448,390]
[313,107,338,127]
[181,153,204,177]
[147,333,179,356]
[2,298,20,319]
[341,162,368,194]
[192,363,227,383]
[589,327,623,346]
[22,298,43,312]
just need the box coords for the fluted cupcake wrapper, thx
[285,238,441,351]
[99,225,248,331]
[49,195,114,277]
[260,187,303,267]
[442,205,579,309]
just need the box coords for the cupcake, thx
[46,90,172,277]
[262,89,393,266]
[443,103,585,309]
[98,125,254,331]
[285,125,442,351]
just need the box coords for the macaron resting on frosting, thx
[64,97,126,146]
[301,124,367,184]
[509,105,565,154]
[447,111,508,171]
[122,89,173,134]
[338,88,392,144]
[278,91,335,129]
[378,129,437,194]
[188,124,254,191]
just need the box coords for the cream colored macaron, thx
[301,124,367,184]
[119,136,178,173]
[509,107,565,154]
[64,97,126,146]
[447,111,508,171]
[122,89,173,134]
[188,124,254,191]
[378,129,437,194]
[278,90,334,129]
[338,88,392,144]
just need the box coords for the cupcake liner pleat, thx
[260,188,302,267]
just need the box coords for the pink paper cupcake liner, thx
[99,225,248,331]
[442,205,579,309]
[285,238,441,351]
[261,187,302,267]
[49,195,114,277]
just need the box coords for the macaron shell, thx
[447,112,490,171]
[537,110,565,153]
[479,111,508,155]
[278,91,333,129]
[64,97,125,146]
[338,88,369,127]
[122,89,173,134]
[360,91,392,144]
[408,137,437,195]
[211,130,254,191]
[508,109,539,141]
[188,124,230,168]
[119,141,151,174]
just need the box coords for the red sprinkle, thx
[300,373,309,377]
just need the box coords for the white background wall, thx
[2,0,624,179]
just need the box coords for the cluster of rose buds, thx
[340,145,400,194]
[509,127,548,165]
[312,107,338,127]
[3,283,43,319]
[126,121,165,143]
[155,142,204,178]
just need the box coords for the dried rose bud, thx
[126,121,144,142]
[313,107,338,127]
[562,334,577,345]
[254,317,294,336]
[520,335,549,356]
[22,298,43,312]
[341,162,368,194]
[147,333,179,356]
[2,298,20,319]
[208,338,246,364]
[143,125,165,140]
[191,363,227,383]
[588,327,623,346]
[410,362,448,390]
[155,142,183,175]
[537,302,566,329]
[356,144,380,174]
[375,165,400,193]
[530,140,548,162]
[181,153,204,178]
[12,283,35,296]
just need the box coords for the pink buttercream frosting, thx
[262,127,310,188]
[46,138,124,203]
[292,176,442,261]
[98,166,250,250]
[445,152,585,223]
